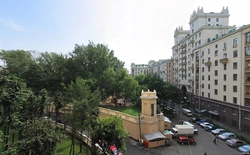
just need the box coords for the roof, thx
[164,116,172,123]
[143,131,166,141]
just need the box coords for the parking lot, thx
[127,113,244,155]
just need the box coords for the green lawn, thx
[105,104,141,116]
[56,136,91,155]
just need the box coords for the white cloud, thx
[0,17,27,31]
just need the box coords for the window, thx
[192,23,194,27]
[223,85,226,91]
[208,24,210,26]
[208,75,210,81]
[223,42,227,50]
[202,84,204,88]
[202,75,204,80]
[247,32,250,43]
[233,38,238,47]
[245,112,250,119]
[246,46,250,55]
[199,32,201,37]
[233,86,237,92]
[208,66,210,72]
[214,89,218,95]
[192,29,194,33]
[232,108,237,115]
[202,92,204,96]
[202,67,204,72]
[215,44,218,48]
[208,57,211,61]
[202,59,204,64]
[224,64,227,70]
[233,62,238,69]
[233,50,238,57]
[208,93,210,98]
[195,35,197,39]
[215,79,218,85]
[224,74,227,81]
[208,48,210,54]
[215,50,218,57]
[215,70,218,76]
[215,60,218,66]
[223,53,227,58]
[216,18,219,22]
[208,18,211,22]
[233,74,237,81]
[223,106,226,112]
[208,84,210,89]
[151,104,154,116]
[223,96,226,102]
[233,97,237,104]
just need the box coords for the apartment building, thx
[130,59,173,82]
[172,6,250,135]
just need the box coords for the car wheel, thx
[181,142,184,145]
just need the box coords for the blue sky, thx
[0,0,248,70]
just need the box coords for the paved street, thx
[126,111,243,155]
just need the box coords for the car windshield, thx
[222,133,230,136]
[242,145,250,150]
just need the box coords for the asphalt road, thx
[126,114,243,155]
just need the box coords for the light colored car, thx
[211,128,226,135]
[226,139,245,148]
[218,132,236,140]
[238,144,250,154]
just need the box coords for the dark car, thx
[177,136,196,145]
[191,117,201,123]
[226,139,245,148]
[204,124,216,131]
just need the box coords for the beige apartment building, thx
[130,59,174,82]
[172,7,250,135]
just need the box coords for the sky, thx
[0,0,248,71]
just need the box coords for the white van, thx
[183,121,198,134]
[182,108,193,117]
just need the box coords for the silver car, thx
[218,132,236,140]
[211,128,226,135]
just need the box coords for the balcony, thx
[181,49,187,54]
[219,58,228,64]
[205,61,212,66]
[245,92,250,98]
[195,62,199,66]
[245,55,250,60]
[245,67,250,72]
[181,56,187,60]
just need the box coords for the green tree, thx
[0,50,34,77]
[16,119,65,155]
[92,116,128,153]
[66,77,100,155]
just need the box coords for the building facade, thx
[172,7,250,135]
[131,59,173,82]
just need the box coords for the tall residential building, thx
[172,6,250,135]
[130,59,173,82]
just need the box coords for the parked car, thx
[238,144,250,154]
[200,122,210,128]
[211,128,226,135]
[226,139,246,148]
[218,132,236,140]
[177,136,196,145]
[191,117,201,123]
[204,124,216,131]
[196,119,207,125]
[109,145,122,155]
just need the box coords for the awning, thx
[208,111,219,115]
[143,132,166,141]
